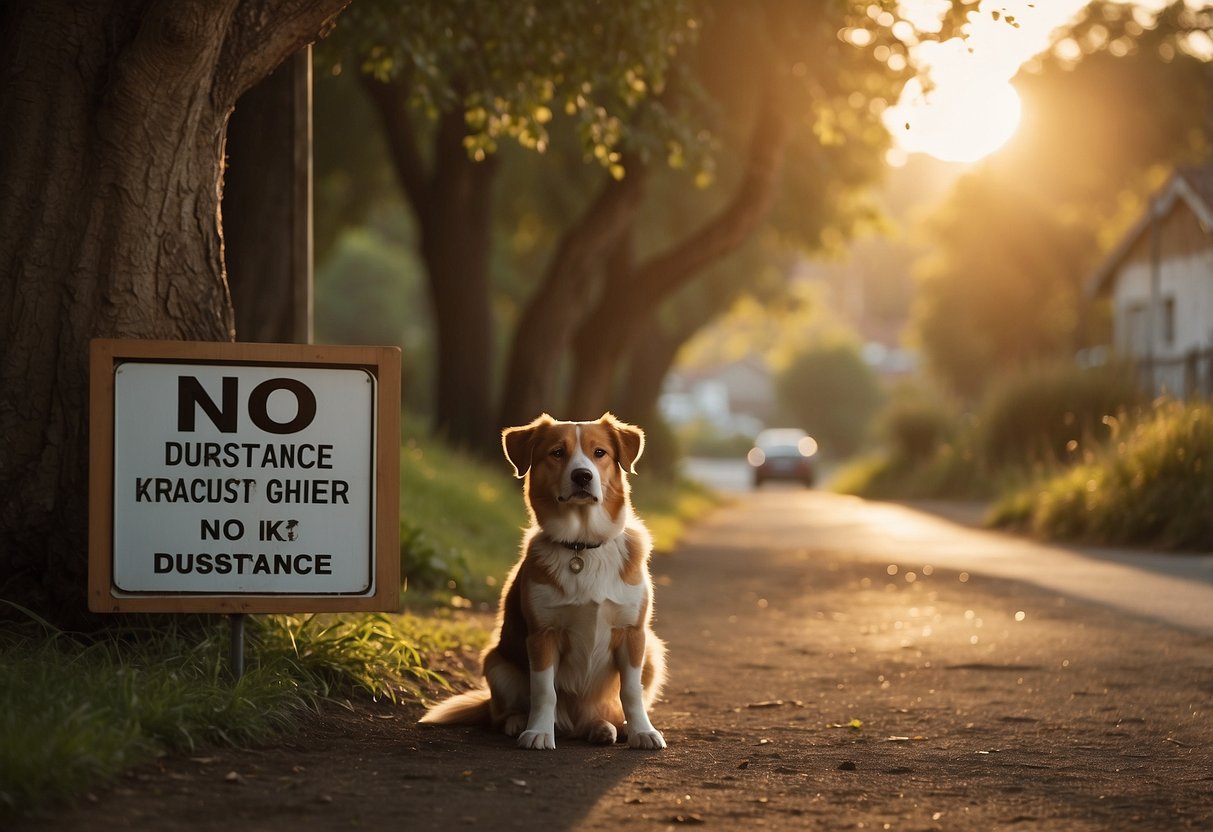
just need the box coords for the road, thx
[684,457,1213,636]
[29,476,1213,831]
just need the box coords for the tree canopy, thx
[317,0,976,446]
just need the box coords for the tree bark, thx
[361,76,498,452]
[496,162,648,429]
[566,81,790,417]
[0,0,347,626]
[226,50,313,344]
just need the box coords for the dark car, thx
[747,428,818,488]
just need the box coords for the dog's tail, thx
[419,687,492,726]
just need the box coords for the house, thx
[1086,166,1213,397]
[660,356,772,438]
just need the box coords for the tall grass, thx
[991,402,1213,549]
[836,364,1145,503]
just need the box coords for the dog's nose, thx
[571,468,593,488]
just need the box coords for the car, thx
[747,428,818,488]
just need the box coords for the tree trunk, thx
[361,77,498,452]
[611,310,689,478]
[0,0,347,627]
[566,82,790,417]
[497,163,647,429]
[615,315,682,421]
[226,50,313,344]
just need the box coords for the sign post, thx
[89,340,400,620]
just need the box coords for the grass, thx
[0,608,485,819]
[839,373,1213,552]
[633,472,719,552]
[834,365,1150,511]
[400,423,528,605]
[3,416,717,819]
[990,402,1213,549]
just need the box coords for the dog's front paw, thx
[502,714,527,737]
[517,730,556,750]
[628,729,666,750]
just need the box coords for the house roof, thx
[1085,165,1213,299]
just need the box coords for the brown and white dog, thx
[419,413,667,750]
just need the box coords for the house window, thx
[1162,296,1176,347]
[1123,302,1148,354]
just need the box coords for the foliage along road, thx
[26,488,1213,830]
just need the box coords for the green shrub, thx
[832,439,994,500]
[834,386,993,500]
[879,393,959,464]
[400,519,472,595]
[977,361,1144,469]
[776,342,883,458]
[991,402,1213,549]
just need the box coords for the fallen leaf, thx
[670,814,705,824]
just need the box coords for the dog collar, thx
[557,540,602,552]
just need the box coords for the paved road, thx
[28,476,1213,831]
[685,457,1213,636]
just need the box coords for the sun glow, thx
[886,0,1090,165]
[890,74,1022,163]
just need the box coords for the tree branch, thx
[218,0,349,106]
[628,81,789,306]
[497,158,649,427]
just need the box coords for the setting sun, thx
[890,74,1022,163]
[887,0,1090,164]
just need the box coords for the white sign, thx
[112,362,375,595]
[89,340,400,613]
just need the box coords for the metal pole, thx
[230,613,246,681]
[1148,196,1160,395]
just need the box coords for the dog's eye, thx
[550,447,565,459]
[593,448,607,458]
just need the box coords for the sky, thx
[886,0,1093,164]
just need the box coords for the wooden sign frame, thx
[89,339,400,613]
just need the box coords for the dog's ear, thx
[600,412,644,474]
[501,413,556,478]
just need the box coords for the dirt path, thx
[24,493,1213,830]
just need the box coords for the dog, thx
[419,413,667,750]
